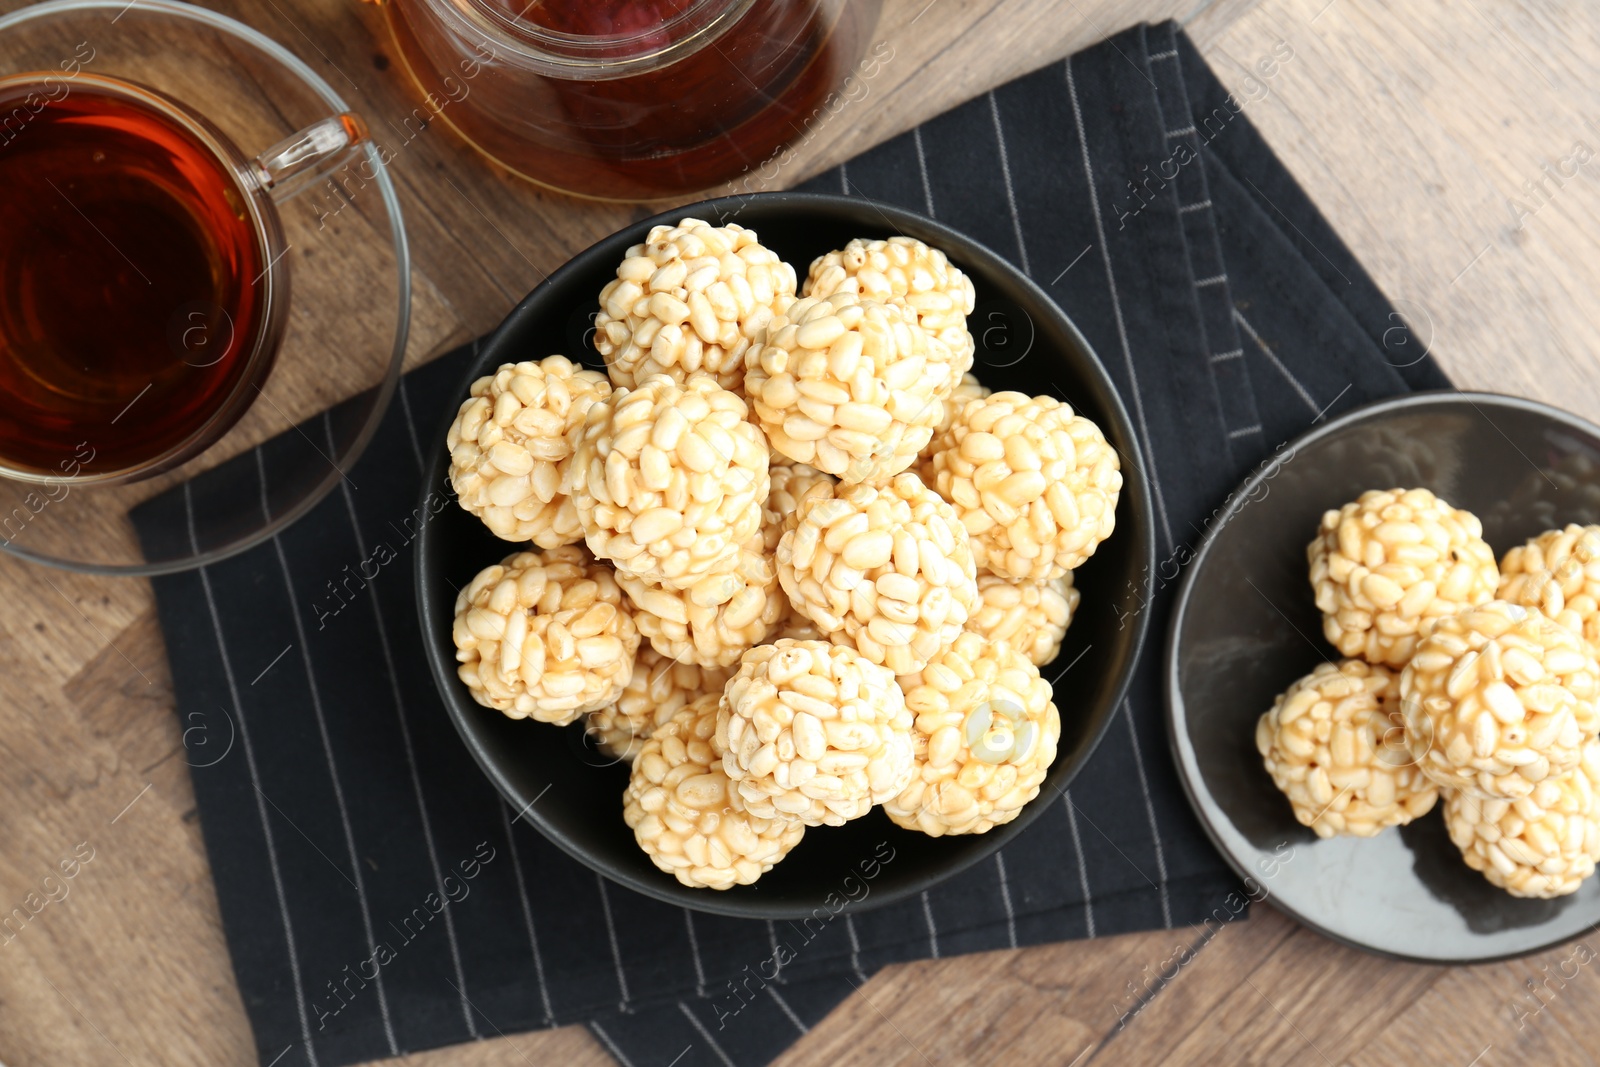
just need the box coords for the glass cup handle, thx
[250,112,369,202]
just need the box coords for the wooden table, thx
[3,0,1597,1063]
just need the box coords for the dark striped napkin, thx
[132,20,1449,1067]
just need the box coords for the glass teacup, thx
[0,70,367,486]
[0,0,411,575]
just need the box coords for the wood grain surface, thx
[2,0,1598,1064]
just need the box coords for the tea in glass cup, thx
[0,0,410,576]
[0,71,365,485]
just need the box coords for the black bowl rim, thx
[1165,387,1600,964]
[417,189,1156,919]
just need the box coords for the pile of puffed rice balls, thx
[447,221,1123,890]
[1258,488,1600,898]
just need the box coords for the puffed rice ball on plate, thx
[1255,659,1438,838]
[1498,524,1600,648]
[883,632,1060,837]
[586,646,733,762]
[1444,740,1600,898]
[446,356,613,546]
[617,542,785,668]
[804,236,976,392]
[453,546,640,724]
[625,693,805,890]
[930,371,990,438]
[570,374,769,591]
[761,461,834,553]
[964,570,1078,667]
[716,639,914,827]
[1309,487,1498,668]
[1400,601,1600,799]
[923,391,1121,581]
[595,218,796,391]
[774,607,826,643]
[744,292,949,484]
[777,472,978,676]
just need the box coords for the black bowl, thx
[417,191,1155,919]
[1168,390,1600,963]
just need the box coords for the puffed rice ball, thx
[1255,660,1438,838]
[716,639,914,826]
[446,356,613,546]
[923,392,1121,581]
[804,236,976,392]
[1401,601,1600,800]
[744,292,948,484]
[453,547,640,724]
[595,218,796,391]
[1445,741,1600,898]
[884,632,1060,836]
[625,694,805,890]
[964,571,1078,667]
[930,372,990,438]
[1499,525,1600,648]
[617,543,785,668]
[775,607,826,643]
[586,646,733,761]
[570,374,769,591]
[1309,487,1498,668]
[777,472,978,676]
[762,461,834,553]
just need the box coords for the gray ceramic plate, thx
[1168,390,1600,963]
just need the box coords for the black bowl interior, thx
[1169,390,1600,963]
[417,191,1155,919]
